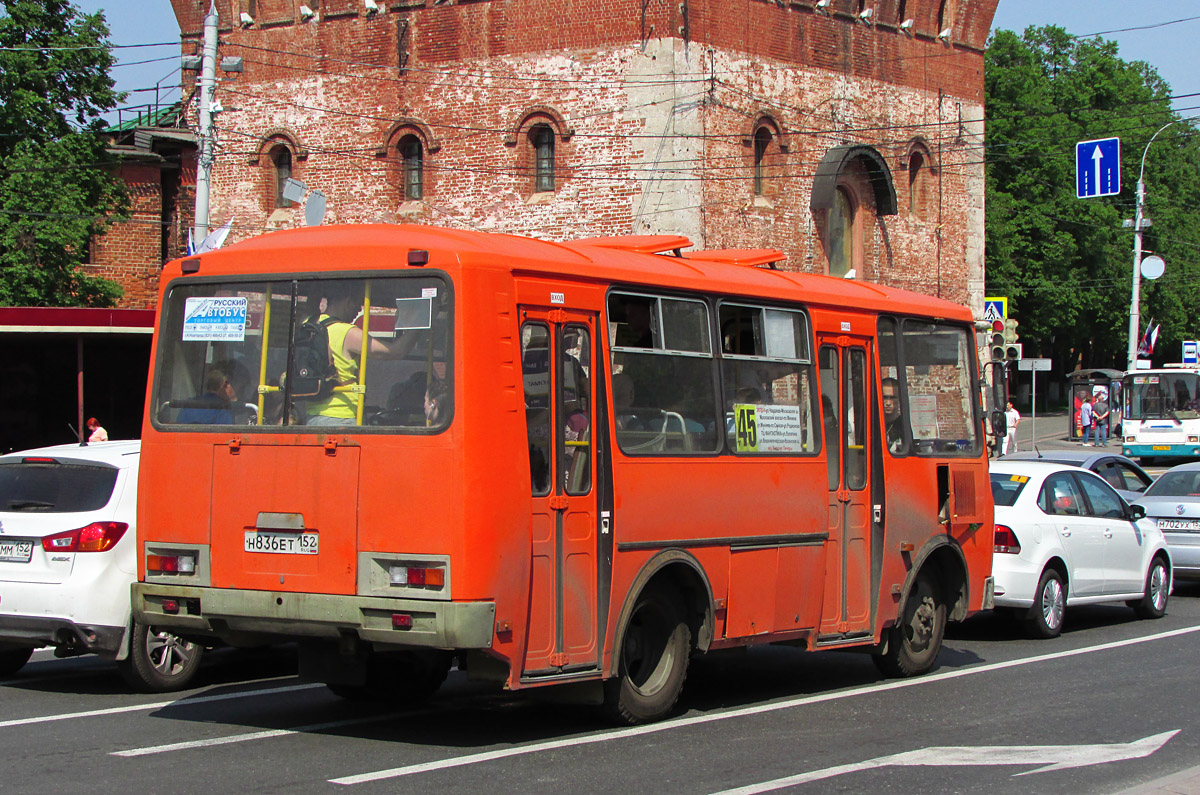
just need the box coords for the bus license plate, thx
[243,531,319,555]
[0,540,34,563]
[1152,445,1171,451]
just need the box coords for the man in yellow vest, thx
[305,282,414,426]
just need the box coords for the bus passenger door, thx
[818,338,874,639]
[519,309,600,677]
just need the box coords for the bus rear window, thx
[153,275,452,431]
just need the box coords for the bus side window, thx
[522,323,553,495]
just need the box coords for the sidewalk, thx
[1002,409,1115,454]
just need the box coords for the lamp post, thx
[1126,121,1180,372]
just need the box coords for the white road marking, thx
[711,731,1182,794]
[0,682,321,729]
[113,712,406,757]
[330,624,1200,786]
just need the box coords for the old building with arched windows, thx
[167,0,998,309]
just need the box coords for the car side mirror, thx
[1127,503,1146,521]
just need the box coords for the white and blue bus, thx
[1122,366,1200,463]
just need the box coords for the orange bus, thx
[133,224,997,723]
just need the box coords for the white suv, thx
[0,441,203,691]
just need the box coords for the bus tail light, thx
[994,525,1021,554]
[147,552,197,574]
[392,613,413,629]
[388,564,445,589]
[42,522,129,553]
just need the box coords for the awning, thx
[810,144,898,216]
[0,306,155,334]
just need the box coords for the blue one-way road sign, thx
[1076,137,1120,198]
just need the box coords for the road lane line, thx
[0,682,322,729]
[112,712,406,757]
[330,623,1200,786]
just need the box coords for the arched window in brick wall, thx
[811,144,898,280]
[270,145,293,208]
[903,140,935,221]
[753,127,772,196]
[506,107,572,199]
[530,124,555,193]
[400,134,423,200]
[828,187,856,278]
[380,119,439,205]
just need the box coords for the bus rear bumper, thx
[131,583,496,650]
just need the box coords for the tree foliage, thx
[985,26,1200,369]
[0,0,128,306]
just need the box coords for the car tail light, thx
[994,525,1021,554]
[41,522,128,553]
[147,552,197,574]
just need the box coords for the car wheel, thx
[1026,568,1066,639]
[117,621,204,692]
[874,565,947,677]
[1130,557,1170,620]
[603,584,691,725]
[0,645,33,677]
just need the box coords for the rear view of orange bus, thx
[133,224,996,723]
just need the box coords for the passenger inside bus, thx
[424,378,448,427]
[882,377,907,454]
[303,282,418,426]
[176,369,237,424]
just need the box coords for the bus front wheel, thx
[604,585,691,725]
[873,566,946,678]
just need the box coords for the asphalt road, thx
[4,581,1200,794]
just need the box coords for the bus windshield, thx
[1124,372,1200,420]
[152,274,452,429]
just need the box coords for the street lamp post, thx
[1126,121,1180,372]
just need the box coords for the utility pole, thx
[193,1,219,244]
[1127,121,1180,372]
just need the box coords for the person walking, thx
[1092,391,1110,447]
[1002,401,1020,455]
[1079,394,1094,446]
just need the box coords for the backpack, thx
[290,315,340,398]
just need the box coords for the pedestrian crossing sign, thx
[982,297,1007,321]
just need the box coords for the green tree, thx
[985,26,1200,370]
[0,0,128,306]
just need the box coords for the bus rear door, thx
[519,306,600,677]
[817,336,874,640]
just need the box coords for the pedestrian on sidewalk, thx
[1002,401,1020,455]
[1080,394,1094,445]
[1092,391,1110,447]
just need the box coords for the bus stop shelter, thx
[1067,368,1123,440]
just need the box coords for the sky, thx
[75,1,1200,118]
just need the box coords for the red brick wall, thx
[169,0,996,312]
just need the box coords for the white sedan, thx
[0,441,203,690]
[990,460,1171,638]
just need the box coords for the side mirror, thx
[1127,503,1146,521]
[990,408,1007,437]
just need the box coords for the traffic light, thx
[1004,318,1022,362]
[989,319,1006,361]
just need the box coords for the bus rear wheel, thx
[873,566,946,678]
[328,649,453,704]
[604,585,691,725]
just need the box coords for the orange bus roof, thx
[179,224,972,321]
